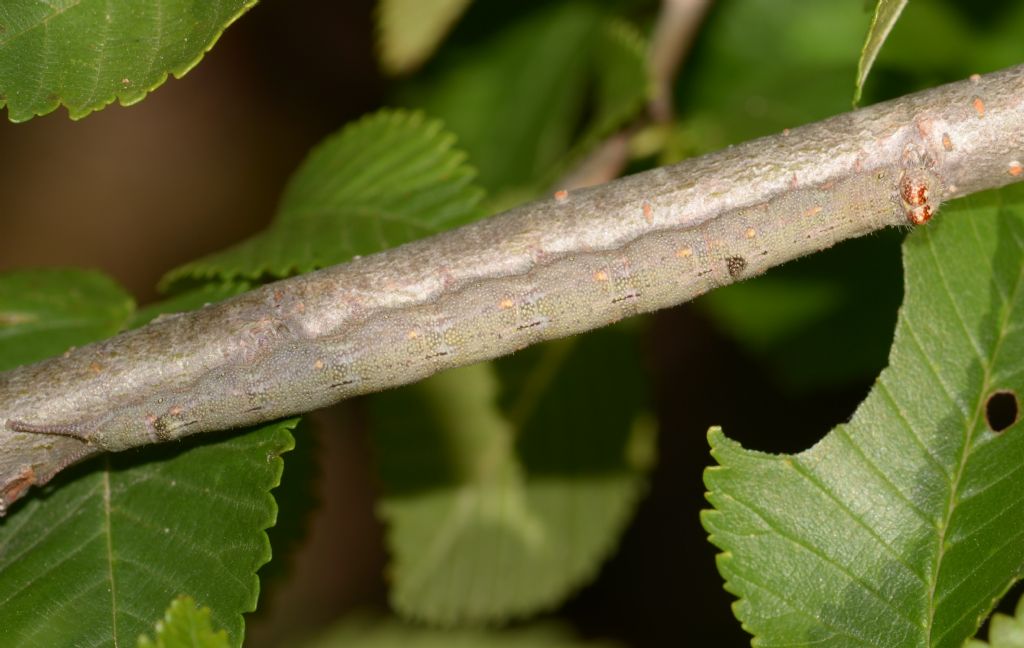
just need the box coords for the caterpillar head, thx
[899,168,943,225]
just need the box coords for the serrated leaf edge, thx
[1,1,259,122]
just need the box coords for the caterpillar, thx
[4,163,940,452]
[4,59,1022,513]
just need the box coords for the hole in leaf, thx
[985,390,1018,433]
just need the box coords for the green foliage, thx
[873,2,1024,80]
[703,185,1024,647]
[399,2,649,199]
[567,18,650,176]
[0,270,296,648]
[0,416,296,647]
[681,0,871,147]
[0,269,134,371]
[3,1,1024,646]
[376,0,474,75]
[0,0,256,121]
[854,0,909,105]
[371,328,655,623]
[303,615,622,648]
[162,109,486,288]
[137,596,230,648]
[966,593,1024,648]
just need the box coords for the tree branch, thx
[2,64,1022,514]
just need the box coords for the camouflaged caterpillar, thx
[5,163,941,452]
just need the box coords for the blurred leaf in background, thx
[854,0,908,105]
[376,0,475,75]
[138,596,230,648]
[370,327,656,624]
[966,591,1024,648]
[162,109,486,288]
[396,1,648,203]
[303,614,623,648]
[0,269,134,369]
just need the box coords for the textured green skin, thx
[0,63,1021,512]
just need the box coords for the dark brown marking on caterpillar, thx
[611,292,641,304]
[899,167,943,225]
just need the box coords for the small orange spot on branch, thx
[676,247,693,259]
[499,298,514,310]
[593,271,609,282]
[744,228,757,239]
[972,96,986,118]
[406,330,420,340]
[642,202,654,224]
[554,189,569,202]
[942,133,953,151]
[802,206,823,218]
[1010,161,1023,177]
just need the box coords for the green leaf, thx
[137,595,230,648]
[0,0,257,122]
[0,418,295,647]
[861,2,1024,88]
[682,0,870,148]
[370,327,655,624]
[398,2,597,194]
[162,109,485,288]
[854,0,909,105]
[258,420,318,588]
[400,4,649,197]
[556,18,649,184]
[0,268,134,371]
[966,592,1024,648]
[589,18,650,143]
[304,614,623,648]
[376,0,474,75]
[703,185,1024,647]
